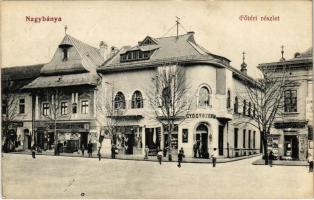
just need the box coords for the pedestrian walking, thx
[177,147,185,168]
[268,150,274,167]
[111,144,116,159]
[193,142,198,158]
[87,141,93,158]
[211,148,218,167]
[308,150,313,172]
[81,144,85,157]
[97,147,101,161]
[144,145,149,160]
[157,148,163,165]
[31,145,36,159]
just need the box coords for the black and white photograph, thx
[1,1,313,199]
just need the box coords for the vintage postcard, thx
[1,0,313,199]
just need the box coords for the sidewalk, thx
[252,159,308,166]
[8,150,261,164]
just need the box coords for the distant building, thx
[1,64,43,151]
[258,48,313,161]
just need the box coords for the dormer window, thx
[120,50,152,62]
[59,44,72,62]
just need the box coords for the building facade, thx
[1,64,43,152]
[258,49,313,161]
[97,32,261,158]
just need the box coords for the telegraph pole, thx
[176,16,180,39]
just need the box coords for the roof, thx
[1,64,44,92]
[258,47,313,68]
[1,64,44,81]
[23,72,99,89]
[40,34,103,75]
[98,32,230,70]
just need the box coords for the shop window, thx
[253,131,256,149]
[42,103,50,116]
[81,100,89,114]
[284,89,297,112]
[198,86,211,108]
[114,92,126,109]
[248,130,251,148]
[131,91,143,109]
[227,90,231,109]
[234,96,238,113]
[243,100,246,115]
[61,101,68,115]
[243,129,246,148]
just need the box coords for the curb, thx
[5,152,260,164]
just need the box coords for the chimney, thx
[240,51,247,75]
[99,41,108,60]
[110,46,119,58]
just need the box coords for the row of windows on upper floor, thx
[1,88,298,117]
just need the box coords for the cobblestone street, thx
[2,153,313,199]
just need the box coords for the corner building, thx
[98,32,261,158]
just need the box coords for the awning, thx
[23,73,99,89]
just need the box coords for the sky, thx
[1,1,312,78]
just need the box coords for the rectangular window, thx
[284,89,297,112]
[253,131,256,149]
[234,128,238,148]
[2,99,7,115]
[61,102,68,115]
[72,103,77,114]
[81,100,89,114]
[43,103,50,116]
[19,98,25,114]
[243,129,246,148]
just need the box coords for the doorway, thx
[284,135,299,160]
[80,132,88,149]
[196,123,209,158]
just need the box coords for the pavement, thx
[2,153,313,199]
[252,158,308,166]
[9,150,261,164]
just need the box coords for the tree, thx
[235,64,294,164]
[96,81,124,153]
[147,65,192,161]
[41,88,71,155]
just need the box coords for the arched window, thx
[131,91,143,109]
[243,100,246,115]
[199,86,211,108]
[227,90,231,108]
[114,92,125,109]
[162,87,172,107]
[234,96,238,113]
[248,102,252,116]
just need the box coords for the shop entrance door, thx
[196,123,209,158]
[284,135,299,160]
[80,133,88,149]
[125,133,134,154]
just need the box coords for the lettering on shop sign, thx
[186,113,216,119]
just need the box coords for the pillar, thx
[142,126,145,155]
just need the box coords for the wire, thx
[161,23,177,37]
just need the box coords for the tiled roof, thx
[40,34,103,75]
[99,33,229,69]
[1,64,44,92]
[23,73,99,89]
